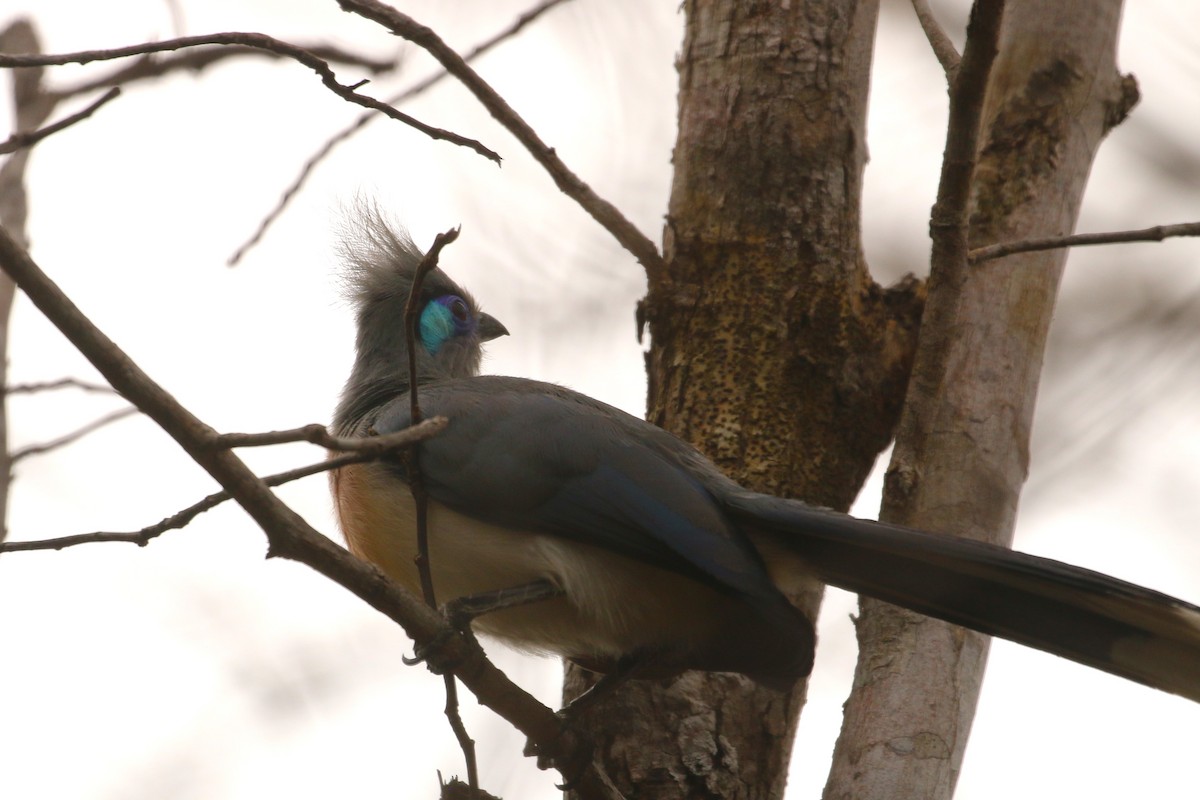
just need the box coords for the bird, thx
[330,213,1200,701]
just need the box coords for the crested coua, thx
[331,216,1200,700]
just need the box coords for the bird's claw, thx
[402,605,477,674]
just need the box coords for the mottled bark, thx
[566,2,924,798]
[824,2,1133,798]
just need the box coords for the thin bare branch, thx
[0,87,120,155]
[969,220,1200,263]
[216,423,333,448]
[397,227,480,792]
[337,0,666,280]
[926,2,1005,275]
[0,34,498,163]
[0,419,445,554]
[52,44,397,99]
[406,230,459,431]
[214,417,446,451]
[228,0,572,266]
[912,0,961,77]
[401,227,458,602]
[441,676,478,795]
[6,377,117,395]
[10,406,138,463]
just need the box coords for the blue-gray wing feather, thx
[369,376,778,602]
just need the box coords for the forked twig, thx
[52,44,395,100]
[0,419,446,554]
[0,34,497,162]
[911,0,961,77]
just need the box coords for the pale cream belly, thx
[332,462,735,664]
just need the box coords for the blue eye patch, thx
[419,295,472,354]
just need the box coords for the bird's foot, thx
[402,624,474,675]
[403,581,563,674]
[442,579,565,626]
[401,602,484,674]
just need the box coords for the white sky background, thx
[0,1,1198,798]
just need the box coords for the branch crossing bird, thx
[330,214,1200,701]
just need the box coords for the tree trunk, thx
[824,2,1135,798]
[565,1,921,797]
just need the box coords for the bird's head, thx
[334,207,507,431]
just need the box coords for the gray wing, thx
[370,376,783,606]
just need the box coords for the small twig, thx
[911,0,961,77]
[215,423,334,448]
[0,34,498,163]
[969,221,1200,263]
[400,227,479,795]
[401,227,452,602]
[442,676,479,799]
[51,44,396,100]
[227,0,572,267]
[10,406,138,463]
[404,228,460,432]
[337,0,666,281]
[0,418,447,554]
[6,377,117,395]
[214,417,445,451]
[0,87,120,155]
[927,2,1005,270]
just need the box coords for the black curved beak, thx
[477,312,509,342]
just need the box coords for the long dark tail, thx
[728,492,1200,702]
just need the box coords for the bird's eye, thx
[448,296,470,323]
[418,295,475,355]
